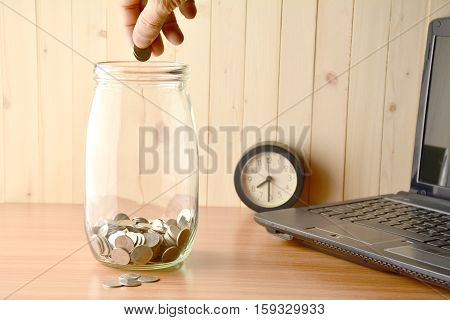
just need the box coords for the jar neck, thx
[95,61,188,86]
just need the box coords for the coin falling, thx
[90,209,194,266]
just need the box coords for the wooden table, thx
[0,204,448,299]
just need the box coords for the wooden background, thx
[0,0,448,207]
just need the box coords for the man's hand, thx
[120,0,197,57]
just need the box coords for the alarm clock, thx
[234,142,304,212]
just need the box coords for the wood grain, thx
[277,0,317,205]
[344,0,392,200]
[0,204,447,299]
[0,4,4,203]
[242,0,282,149]
[207,0,246,207]
[1,0,41,202]
[0,1,445,206]
[310,0,353,204]
[36,0,73,203]
[380,0,429,195]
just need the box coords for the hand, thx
[120,0,197,56]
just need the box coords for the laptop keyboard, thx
[308,198,450,250]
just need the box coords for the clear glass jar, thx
[85,62,198,270]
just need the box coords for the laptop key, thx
[425,240,448,247]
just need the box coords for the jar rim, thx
[95,61,188,82]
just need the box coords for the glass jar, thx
[85,62,198,270]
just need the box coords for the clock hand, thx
[268,179,271,202]
[256,178,268,188]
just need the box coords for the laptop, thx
[255,18,450,290]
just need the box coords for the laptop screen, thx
[419,36,450,188]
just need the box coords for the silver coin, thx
[166,219,177,227]
[135,222,151,231]
[97,224,109,237]
[130,245,153,265]
[114,213,130,222]
[127,232,139,245]
[163,232,176,247]
[138,275,160,283]
[115,235,135,253]
[144,230,161,248]
[177,208,193,224]
[90,235,103,256]
[98,234,111,256]
[133,45,151,62]
[151,219,166,233]
[117,220,133,228]
[177,216,190,229]
[132,217,149,224]
[119,273,141,281]
[119,278,142,287]
[111,248,131,265]
[167,225,181,240]
[102,280,123,288]
[108,230,125,247]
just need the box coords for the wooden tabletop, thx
[0,204,448,300]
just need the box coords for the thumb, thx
[132,1,171,49]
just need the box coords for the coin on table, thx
[111,248,131,265]
[130,245,153,265]
[114,213,130,222]
[133,45,151,62]
[144,230,161,248]
[161,246,179,263]
[115,235,135,252]
[119,278,142,287]
[176,228,191,248]
[138,275,160,283]
[119,273,141,281]
[102,280,123,288]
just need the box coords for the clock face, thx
[240,152,298,208]
[235,143,304,212]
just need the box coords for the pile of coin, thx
[90,209,194,266]
[102,273,160,288]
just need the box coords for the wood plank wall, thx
[0,0,448,207]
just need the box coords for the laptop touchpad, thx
[386,246,450,270]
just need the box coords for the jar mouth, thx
[95,61,188,83]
